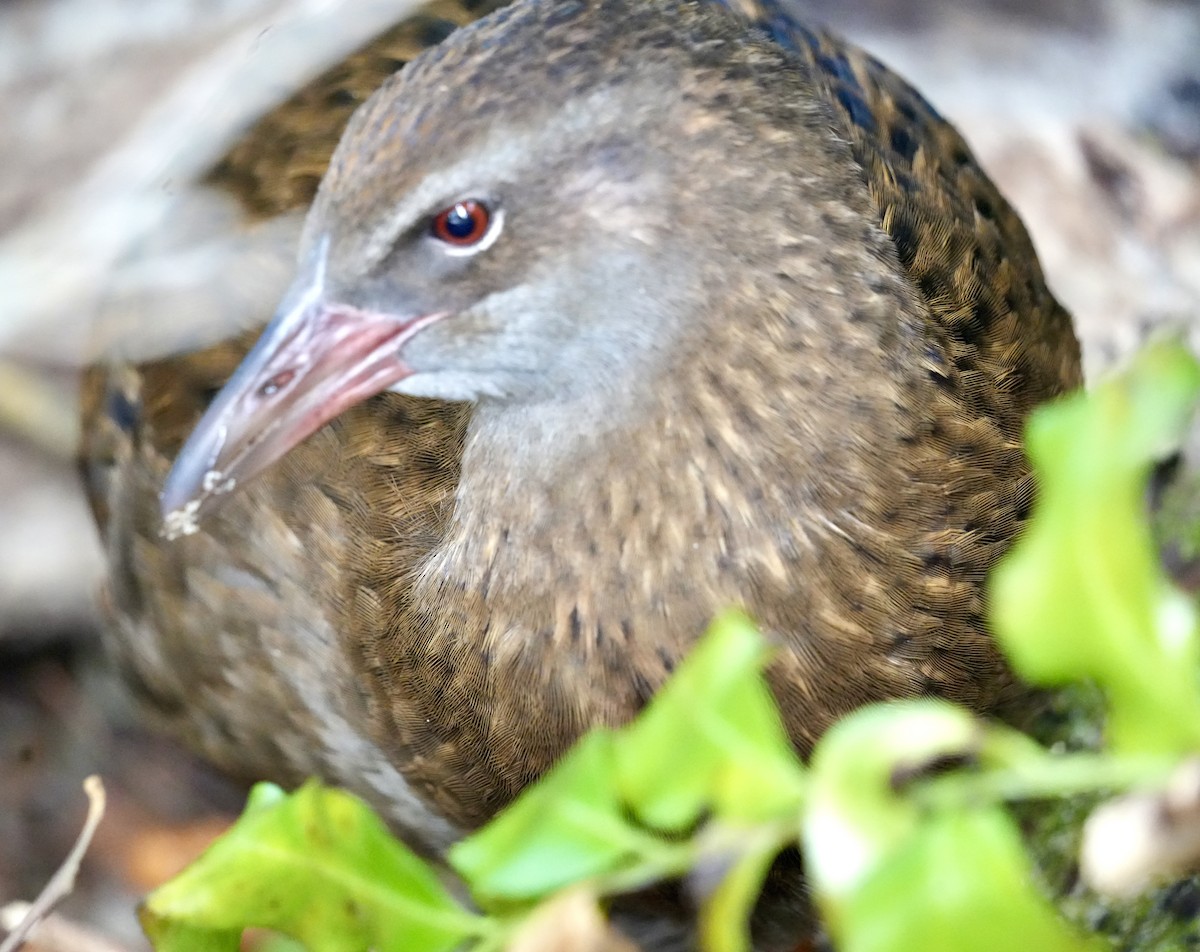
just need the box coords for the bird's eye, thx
[431,200,492,247]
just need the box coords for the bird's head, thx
[160,0,821,531]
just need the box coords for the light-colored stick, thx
[0,776,107,952]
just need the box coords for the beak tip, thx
[159,498,203,541]
[154,288,421,539]
[158,460,238,540]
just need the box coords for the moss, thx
[1018,686,1200,950]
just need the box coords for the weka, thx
[83,0,1080,879]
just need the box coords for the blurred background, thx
[1,0,1198,948]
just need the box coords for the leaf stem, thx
[916,752,1178,809]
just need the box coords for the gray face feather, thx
[311,83,704,408]
[299,0,807,407]
[161,0,833,516]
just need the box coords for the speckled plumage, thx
[82,2,492,852]
[82,0,1081,934]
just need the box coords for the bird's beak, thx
[159,273,444,538]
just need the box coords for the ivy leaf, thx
[138,917,238,952]
[142,781,481,952]
[841,809,1099,952]
[453,612,805,904]
[450,730,648,901]
[617,610,806,830]
[991,341,1200,754]
[802,701,981,912]
[803,701,1100,952]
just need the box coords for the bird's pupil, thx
[445,204,475,238]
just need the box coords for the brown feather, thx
[82,0,1080,866]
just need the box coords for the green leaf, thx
[450,729,649,901]
[802,701,982,911]
[616,609,806,829]
[452,612,805,907]
[143,781,481,952]
[803,701,1100,952]
[842,810,1099,952]
[991,340,1200,754]
[138,915,238,952]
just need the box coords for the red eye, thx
[431,200,491,246]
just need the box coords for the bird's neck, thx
[372,232,947,825]
[420,277,918,633]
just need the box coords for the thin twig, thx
[0,776,107,952]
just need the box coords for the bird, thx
[81,0,1082,942]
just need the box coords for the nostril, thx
[258,370,295,398]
